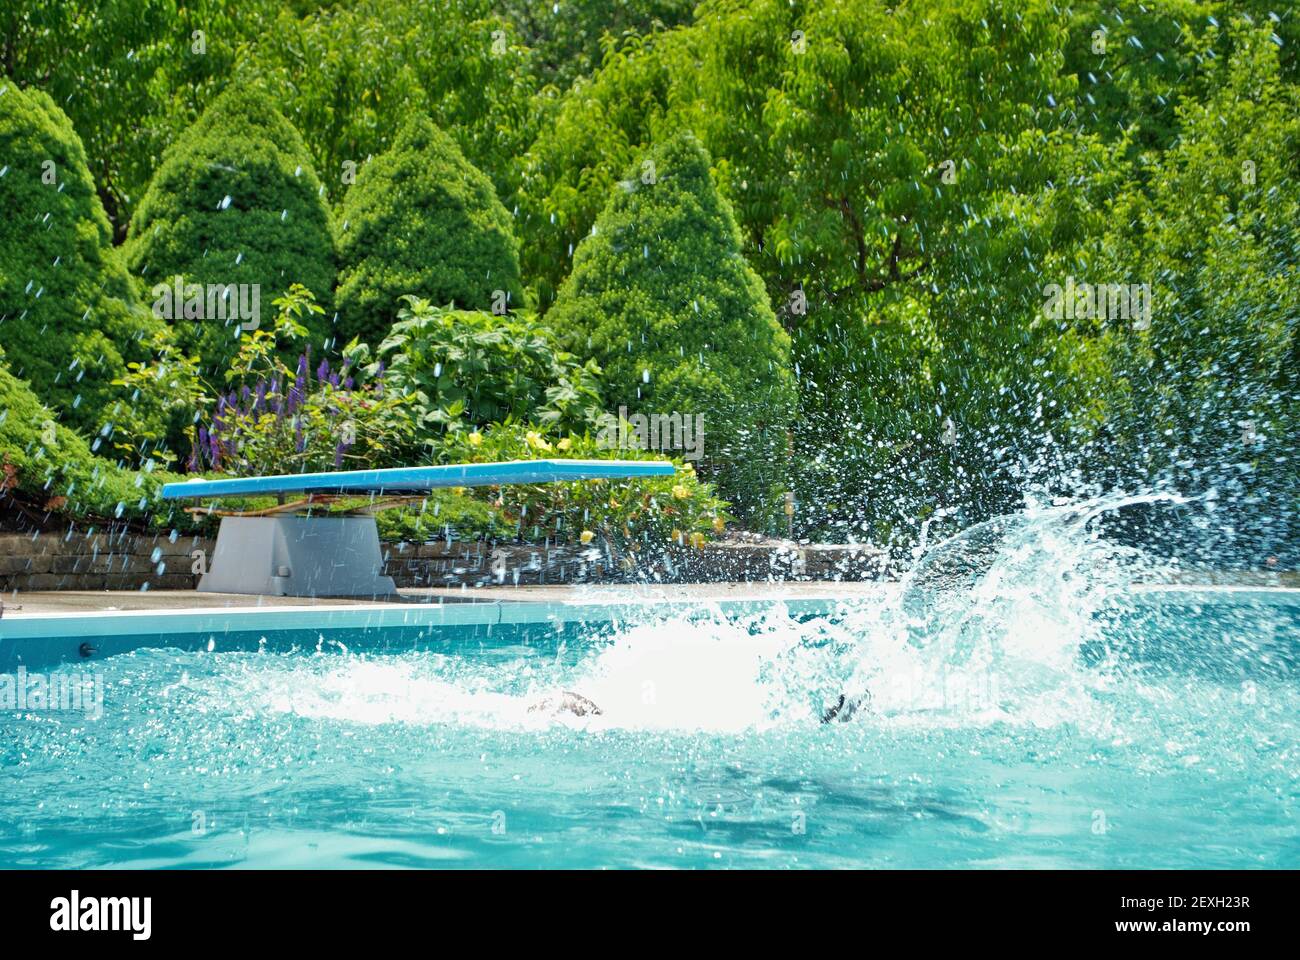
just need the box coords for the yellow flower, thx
[671,528,684,545]
[672,484,691,500]
[712,516,725,533]
[525,431,552,451]
[452,486,467,496]
[579,529,595,544]
[467,431,483,447]
[609,497,620,509]
[556,437,573,452]
[682,462,695,473]
[689,532,707,549]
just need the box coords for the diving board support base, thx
[199,515,397,598]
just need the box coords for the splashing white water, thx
[201,493,1194,734]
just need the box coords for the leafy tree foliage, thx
[522,0,1104,537]
[237,0,537,208]
[4,0,1298,553]
[501,0,696,91]
[0,347,175,526]
[1083,21,1300,559]
[1,0,290,237]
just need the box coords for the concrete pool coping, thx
[0,579,885,616]
[0,582,885,643]
[0,583,898,671]
[6,573,1297,616]
[1,580,1295,637]
[0,581,1295,673]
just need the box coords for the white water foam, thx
[198,493,1192,735]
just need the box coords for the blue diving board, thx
[161,459,675,500]
[164,459,676,598]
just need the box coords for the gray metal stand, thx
[198,516,398,597]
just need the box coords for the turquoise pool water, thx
[2,501,1298,869]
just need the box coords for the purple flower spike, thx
[195,428,210,471]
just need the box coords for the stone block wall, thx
[0,528,887,594]
[0,530,213,593]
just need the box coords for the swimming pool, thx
[2,503,1297,869]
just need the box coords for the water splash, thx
[847,491,1191,729]
[187,492,1250,737]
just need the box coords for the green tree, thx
[521,0,1107,539]
[0,0,292,238]
[517,25,687,309]
[0,82,159,437]
[123,86,336,376]
[547,132,795,522]
[501,0,696,91]
[1087,20,1300,560]
[238,0,537,208]
[335,117,524,347]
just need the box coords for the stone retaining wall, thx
[0,529,887,595]
[0,530,213,593]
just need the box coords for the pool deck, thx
[2,581,890,617]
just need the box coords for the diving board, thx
[163,459,675,598]
[161,459,675,501]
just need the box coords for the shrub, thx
[103,327,207,469]
[375,489,512,544]
[123,87,336,376]
[545,132,795,522]
[438,422,729,549]
[116,286,413,478]
[0,347,182,528]
[0,82,160,437]
[335,117,524,347]
[366,296,603,452]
